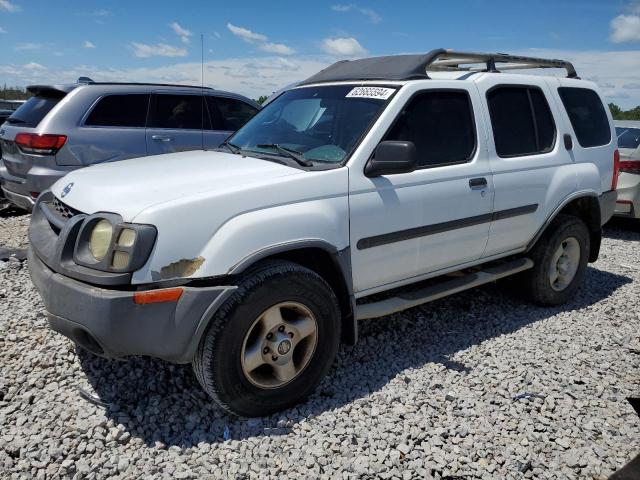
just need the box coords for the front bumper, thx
[28,248,236,363]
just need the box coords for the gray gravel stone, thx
[1,213,639,479]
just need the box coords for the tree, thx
[255,95,268,105]
[609,102,640,121]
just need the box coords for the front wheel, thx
[193,260,341,417]
[521,214,590,306]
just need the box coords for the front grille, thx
[52,196,81,220]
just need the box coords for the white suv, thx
[28,50,618,416]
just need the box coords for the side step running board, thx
[355,258,534,321]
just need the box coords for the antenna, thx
[201,33,205,150]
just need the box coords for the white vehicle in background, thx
[28,50,618,416]
[614,120,640,219]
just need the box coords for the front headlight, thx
[89,219,113,261]
[73,213,157,273]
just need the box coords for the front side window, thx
[209,97,258,131]
[558,87,611,148]
[384,90,476,168]
[228,85,394,164]
[148,94,209,130]
[487,86,556,157]
[85,94,149,127]
[617,127,640,150]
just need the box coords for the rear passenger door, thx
[205,96,259,148]
[476,78,576,257]
[146,92,208,155]
[79,93,149,165]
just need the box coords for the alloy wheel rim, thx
[549,236,580,292]
[241,302,318,389]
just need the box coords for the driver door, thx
[349,86,494,295]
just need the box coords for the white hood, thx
[50,150,302,220]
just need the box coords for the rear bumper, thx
[599,190,617,225]
[29,248,237,363]
[1,185,35,211]
[613,172,640,219]
[0,161,71,210]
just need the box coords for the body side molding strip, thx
[357,203,538,250]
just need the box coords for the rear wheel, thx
[521,214,590,306]
[193,260,341,417]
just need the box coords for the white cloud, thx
[259,42,296,55]
[227,23,267,43]
[331,4,381,24]
[0,0,20,13]
[170,21,192,44]
[227,23,296,56]
[83,40,96,49]
[130,42,188,58]
[15,43,42,51]
[517,48,640,108]
[321,37,367,56]
[611,14,640,43]
[213,31,221,39]
[23,62,46,71]
[0,27,6,33]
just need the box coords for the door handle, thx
[151,135,173,142]
[469,177,487,189]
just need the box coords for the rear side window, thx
[7,95,64,128]
[487,86,556,157]
[558,87,611,148]
[618,128,640,149]
[85,94,149,127]
[209,97,258,131]
[384,90,476,168]
[148,94,209,130]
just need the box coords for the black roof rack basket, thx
[300,49,578,85]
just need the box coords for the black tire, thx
[521,214,590,306]
[193,260,341,417]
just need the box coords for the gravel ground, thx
[1,211,639,479]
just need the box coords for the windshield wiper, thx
[5,117,26,124]
[220,139,241,154]
[256,144,313,167]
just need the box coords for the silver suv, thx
[0,82,259,210]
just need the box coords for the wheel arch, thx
[229,241,358,346]
[527,192,602,262]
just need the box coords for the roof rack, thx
[299,48,578,85]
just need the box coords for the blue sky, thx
[1,0,640,106]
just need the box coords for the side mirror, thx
[365,141,417,177]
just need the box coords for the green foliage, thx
[255,95,268,105]
[1,84,29,100]
[609,103,640,121]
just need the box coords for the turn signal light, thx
[15,133,67,155]
[133,288,183,305]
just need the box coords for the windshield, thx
[617,127,640,150]
[228,85,396,164]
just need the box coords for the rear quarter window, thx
[7,95,64,128]
[558,87,611,148]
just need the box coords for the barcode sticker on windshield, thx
[346,87,395,100]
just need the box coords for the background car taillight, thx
[14,133,66,155]
[619,158,640,175]
[611,149,620,190]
